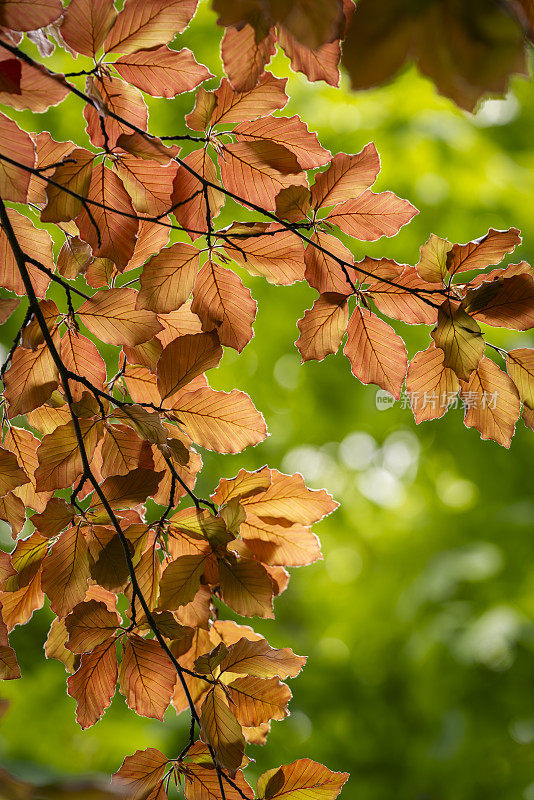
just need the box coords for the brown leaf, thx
[296,292,348,362]
[35,419,102,492]
[226,676,291,726]
[0,112,34,202]
[225,225,306,285]
[84,73,148,149]
[191,260,257,352]
[200,684,245,775]
[119,633,177,719]
[157,332,222,401]
[60,0,117,57]
[0,208,53,298]
[507,349,534,409]
[219,557,274,618]
[78,288,163,347]
[65,599,120,653]
[41,148,94,223]
[431,300,485,382]
[172,148,224,240]
[115,45,212,97]
[344,306,407,399]
[138,242,200,313]
[257,759,348,800]
[405,342,460,423]
[221,25,276,92]
[67,637,117,728]
[42,526,91,617]
[327,190,418,241]
[113,748,169,800]
[447,228,521,276]
[104,0,199,55]
[460,357,521,447]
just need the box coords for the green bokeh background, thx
[1,3,534,799]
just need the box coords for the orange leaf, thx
[115,45,212,97]
[183,763,252,800]
[277,27,341,87]
[76,164,139,270]
[3,343,59,418]
[114,154,177,216]
[78,288,163,346]
[219,141,306,212]
[296,292,348,362]
[0,604,20,679]
[0,493,26,539]
[219,558,274,619]
[0,61,68,112]
[104,0,199,55]
[0,0,62,30]
[405,343,460,424]
[465,274,534,331]
[191,260,257,352]
[0,568,44,630]
[60,0,117,57]
[257,759,349,800]
[0,112,34,202]
[327,190,418,240]
[42,526,91,617]
[31,497,76,538]
[218,636,306,679]
[65,599,120,653]
[41,148,94,223]
[172,386,267,453]
[221,25,276,92]
[0,446,29,498]
[138,242,200,313]
[60,330,107,401]
[67,637,117,728]
[344,306,407,399]
[101,424,154,478]
[45,616,80,674]
[304,230,353,295]
[4,426,51,512]
[311,144,380,209]
[416,233,452,283]
[506,349,534,409]
[84,73,147,149]
[234,115,330,170]
[239,469,338,525]
[35,419,102,492]
[200,684,245,775]
[226,676,291,726]
[0,208,53,298]
[211,467,272,506]
[158,554,207,610]
[172,148,224,240]
[210,73,288,127]
[157,332,222,401]
[447,228,521,276]
[119,633,177,720]
[367,265,438,325]
[460,356,521,448]
[224,225,306,285]
[113,748,169,800]
[240,516,321,567]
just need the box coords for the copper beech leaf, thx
[0,113,35,203]
[65,600,120,653]
[507,349,534,409]
[35,419,102,492]
[182,762,253,800]
[172,386,268,454]
[210,74,288,127]
[0,208,53,298]
[311,144,380,209]
[217,636,306,679]
[446,228,521,276]
[137,242,201,314]
[225,226,307,285]
[277,27,342,87]
[60,0,117,57]
[240,516,322,567]
[327,190,418,241]
[200,684,246,775]
[4,426,51,513]
[84,74,148,150]
[234,116,330,170]
[0,447,29,498]
[226,676,291,726]
[221,25,277,93]
[191,260,257,352]
[119,633,177,720]
[157,332,222,401]
[172,148,225,240]
[405,343,460,424]
[219,558,275,619]
[257,759,349,800]
[115,46,212,97]
[157,554,207,610]
[344,306,407,400]
[460,356,521,448]
[104,0,199,55]
[41,148,94,223]
[113,748,169,800]
[114,155,177,216]
[0,605,20,680]
[416,234,452,283]
[0,60,68,113]
[431,300,485,383]
[0,59,21,95]
[0,0,62,30]
[237,470,337,525]
[296,293,349,362]
[78,288,163,347]
[41,526,91,617]
[67,637,117,729]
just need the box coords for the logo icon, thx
[375,390,395,410]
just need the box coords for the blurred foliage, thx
[1,3,534,799]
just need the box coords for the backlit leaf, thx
[0,208,53,298]
[327,190,418,241]
[78,288,163,347]
[416,233,452,283]
[226,676,291,726]
[447,228,521,276]
[104,0,199,55]
[257,759,349,800]
[67,638,117,728]
[200,684,245,775]
[172,148,224,239]
[65,600,120,653]
[113,749,169,800]
[296,293,348,362]
[460,357,521,448]
[218,636,306,679]
[3,343,59,418]
[0,0,62,30]
[60,0,117,57]
[235,115,330,170]
[157,332,222,401]
[0,447,29,498]
[41,148,94,223]
[344,306,407,400]
[507,349,534,409]
[304,230,353,295]
[42,526,91,617]
[405,343,460,424]
[219,558,274,618]
[431,300,485,382]
[225,225,306,285]
[239,470,337,525]
[115,46,212,97]
[60,330,107,401]
[311,144,380,209]
[221,25,276,92]
[138,242,200,314]
[0,112,34,202]
[158,554,207,610]
[210,73,288,127]
[35,419,102,492]
[119,633,177,720]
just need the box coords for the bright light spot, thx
[510,718,534,745]
[474,95,519,127]
[326,547,362,584]
[287,710,312,743]
[455,605,524,669]
[316,637,350,663]
[436,472,478,509]
[382,430,419,478]
[339,431,377,470]
[273,353,301,390]
[282,446,333,483]
[358,466,404,507]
